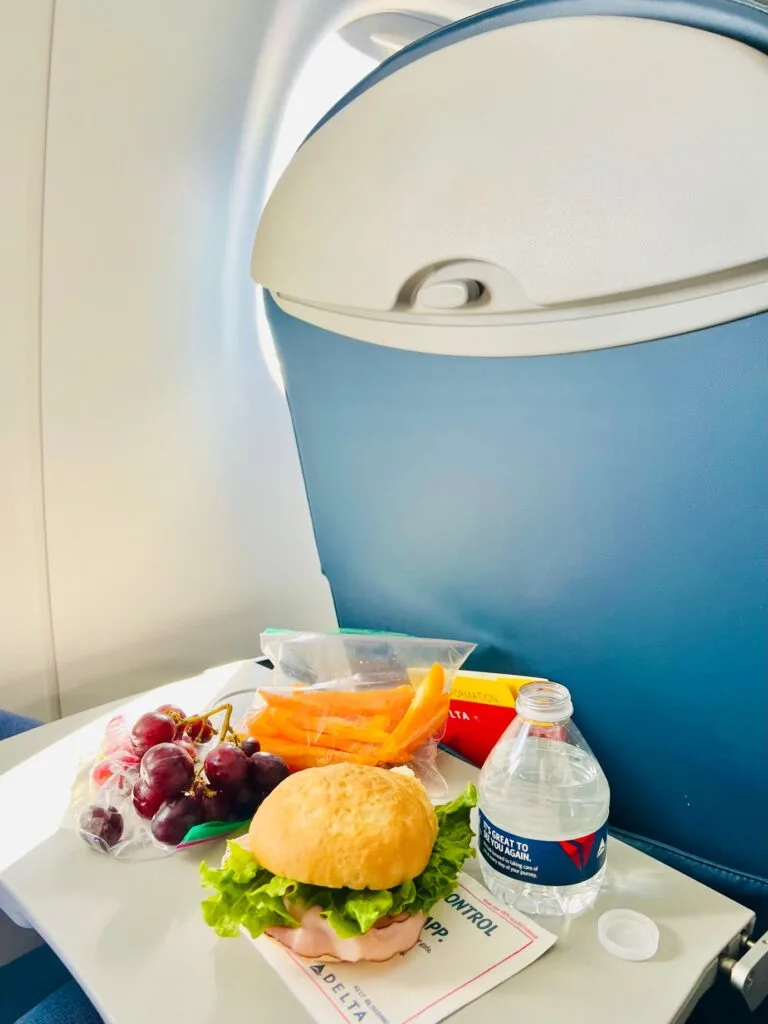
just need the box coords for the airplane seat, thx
[251,0,768,951]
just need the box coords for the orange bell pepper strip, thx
[403,695,451,752]
[379,663,446,758]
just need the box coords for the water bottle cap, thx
[515,681,573,723]
[597,909,660,961]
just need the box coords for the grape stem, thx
[181,704,235,745]
[216,704,234,743]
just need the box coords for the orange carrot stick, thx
[259,686,413,722]
[247,707,414,767]
[249,736,378,767]
[249,704,390,745]
[317,716,390,744]
[249,708,389,759]
[270,707,391,744]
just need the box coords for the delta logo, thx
[559,832,606,870]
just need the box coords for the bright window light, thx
[266,34,379,197]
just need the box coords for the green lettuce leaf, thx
[200,841,299,938]
[408,783,478,911]
[310,887,396,939]
[199,783,477,940]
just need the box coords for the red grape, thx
[184,717,215,744]
[200,789,231,823]
[249,752,290,795]
[230,786,263,821]
[151,794,202,846]
[132,779,165,820]
[157,704,187,735]
[174,736,198,761]
[140,743,194,797]
[239,738,260,757]
[79,806,124,851]
[131,712,176,754]
[90,751,140,793]
[157,703,186,720]
[204,743,250,791]
[90,761,112,789]
[100,715,132,755]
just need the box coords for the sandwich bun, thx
[249,763,438,890]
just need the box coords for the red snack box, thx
[441,672,548,768]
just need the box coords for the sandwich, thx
[200,763,477,961]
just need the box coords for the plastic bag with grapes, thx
[238,630,476,801]
[63,701,291,860]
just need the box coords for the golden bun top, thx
[248,763,438,890]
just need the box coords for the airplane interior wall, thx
[0,0,357,718]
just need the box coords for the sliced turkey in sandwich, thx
[200,762,477,962]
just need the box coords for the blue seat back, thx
[264,0,768,914]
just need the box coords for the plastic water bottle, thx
[478,681,610,916]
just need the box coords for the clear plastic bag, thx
[238,631,476,800]
[64,714,157,860]
[63,701,282,860]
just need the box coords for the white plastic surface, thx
[0,1,59,720]
[418,279,478,309]
[0,664,755,1024]
[253,16,768,355]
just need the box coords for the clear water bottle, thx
[478,681,610,917]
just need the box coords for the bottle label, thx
[478,810,608,887]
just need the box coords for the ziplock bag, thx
[62,699,286,860]
[238,631,476,799]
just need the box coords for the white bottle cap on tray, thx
[598,909,660,961]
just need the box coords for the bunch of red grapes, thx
[79,703,289,853]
